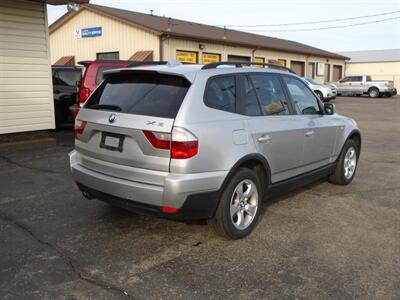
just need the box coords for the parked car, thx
[70,61,361,239]
[302,77,337,102]
[51,65,82,127]
[332,75,397,98]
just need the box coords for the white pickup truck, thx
[332,75,397,98]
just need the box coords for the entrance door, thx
[332,65,343,81]
[324,64,330,82]
[307,62,315,79]
[290,61,305,76]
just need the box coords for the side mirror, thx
[324,103,335,115]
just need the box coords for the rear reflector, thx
[74,120,87,139]
[162,207,179,213]
[142,127,198,159]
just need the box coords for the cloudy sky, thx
[47,0,400,52]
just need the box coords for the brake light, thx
[161,207,179,213]
[142,127,198,159]
[74,120,87,139]
[79,87,91,104]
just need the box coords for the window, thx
[340,77,351,83]
[204,76,236,113]
[366,76,372,82]
[283,76,321,115]
[96,66,120,85]
[240,76,262,116]
[176,50,198,64]
[52,69,82,87]
[202,52,221,64]
[278,59,286,66]
[250,74,288,115]
[85,73,190,119]
[254,57,265,68]
[96,51,120,60]
[349,76,362,82]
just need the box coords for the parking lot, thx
[0,96,399,299]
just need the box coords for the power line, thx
[242,16,400,32]
[220,10,400,27]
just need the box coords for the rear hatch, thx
[75,70,191,174]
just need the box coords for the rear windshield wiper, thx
[89,104,122,111]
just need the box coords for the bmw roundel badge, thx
[108,113,116,123]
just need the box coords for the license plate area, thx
[100,132,125,152]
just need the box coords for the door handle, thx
[305,130,314,137]
[257,134,271,143]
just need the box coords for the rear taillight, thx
[74,120,87,139]
[79,87,91,104]
[143,127,198,159]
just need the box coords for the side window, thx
[204,76,236,113]
[239,75,262,116]
[340,77,350,83]
[52,69,81,87]
[249,74,288,115]
[349,76,362,82]
[283,76,321,115]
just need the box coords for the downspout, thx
[159,33,170,61]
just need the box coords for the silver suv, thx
[70,61,361,239]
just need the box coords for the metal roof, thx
[50,4,347,60]
[339,49,400,63]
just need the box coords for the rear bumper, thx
[69,150,227,219]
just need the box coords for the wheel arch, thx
[220,154,272,199]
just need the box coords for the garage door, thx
[333,65,343,81]
[228,55,250,62]
[290,61,305,76]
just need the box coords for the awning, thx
[129,51,153,61]
[53,56,75,66]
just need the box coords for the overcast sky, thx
[47,0,400,53]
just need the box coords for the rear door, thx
[75,71,191,172]
[240,73,307,183]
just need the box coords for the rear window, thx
[85,73,190,118]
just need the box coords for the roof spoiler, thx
[201,61,296,74]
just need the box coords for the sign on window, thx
[176,51,198,64]
[202,53,221,64]
[254,57,265,68]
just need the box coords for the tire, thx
[212,167,263,239]
[368,87,379,98]
[329,139,359,185]
[315,91,324,101]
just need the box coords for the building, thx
[340,49,400,90]
[0,0,88,135]
[50,4,347,83]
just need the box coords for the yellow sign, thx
[254,57,265,68]
[278,59,286,66]
[176,50,198,64]
[202,52,221,64]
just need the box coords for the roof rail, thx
[201,61,296,74]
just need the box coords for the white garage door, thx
[0,0,54,134]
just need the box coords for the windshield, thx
[305,78,321,85]
[85,73,190,118]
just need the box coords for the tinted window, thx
[52,69,81,86]
[204,76,236,113]
[85,73,190,118]
[250,74,288,115]
[340,77,350,83]
[283,76,321,115]
[350,76,362,82]
[96,66,120,85]
[240,76,262,116]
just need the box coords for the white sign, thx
[74,28,82,38]
[317,63,325,76]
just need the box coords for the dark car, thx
[52,65,82,127]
